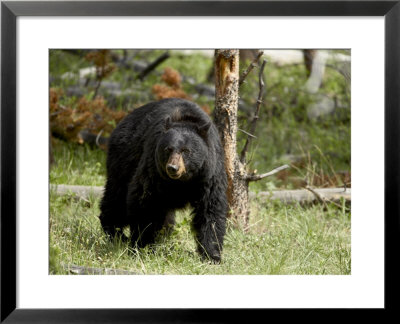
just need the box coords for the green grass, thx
[50,140,106,186]
[50,189,350,275]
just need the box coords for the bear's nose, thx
[167,164,179,174]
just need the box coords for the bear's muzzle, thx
[166,152,186,179]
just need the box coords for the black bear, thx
[99,98,227,262]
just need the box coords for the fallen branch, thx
[50,184,351,204]
[50,184,104,198]
[239,50,264,86]
[305,185,350,209]
[252,187,351,204]
[305,185,328,209]
[62,263,138,275]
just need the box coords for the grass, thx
[50,184,351,275]
[50,140,106,186]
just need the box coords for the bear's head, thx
[156,115,211,181]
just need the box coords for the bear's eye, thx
[164,147,173,153]
[182,148,190,154]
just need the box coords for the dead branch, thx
[305,185,349,210]
[305,185,328,209]
[238,128,257,138]
[246,164,290,182]
[137,51,170,80]
[240,59,267,163]
[239,50,264,86]
[305,185,325,204]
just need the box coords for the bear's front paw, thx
[198,245,222,263]
[210,253,221,264]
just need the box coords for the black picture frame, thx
[1,0,399,322]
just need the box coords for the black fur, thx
[99,98,227,262]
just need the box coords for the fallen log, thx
[62,263,139,275]
[51,184,104,198]
[50,184,351,204]
[250,187,350,204]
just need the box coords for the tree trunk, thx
[214,49,250,225]
[213,50,287,227]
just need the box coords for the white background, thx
[17,17,384,308]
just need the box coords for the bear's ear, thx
[165,116,172,130]
[197,121,211,138]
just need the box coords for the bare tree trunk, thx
[214,50,288,227]
[214,49,250,225]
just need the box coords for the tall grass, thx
[50,190,350,275]
[50,140,106,186]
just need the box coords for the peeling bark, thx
[214,49,250,225]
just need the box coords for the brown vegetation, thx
[152,67,211,114]
[152,67,191,100]
[50,88,126,143]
